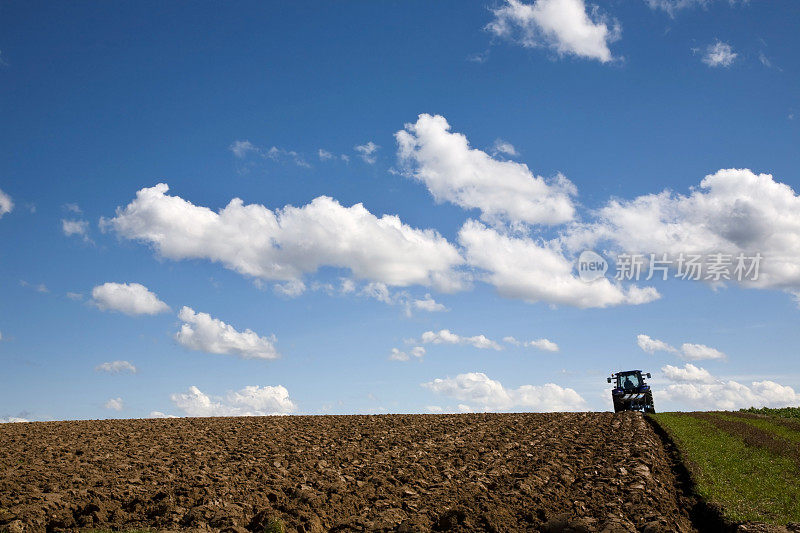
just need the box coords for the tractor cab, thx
[607,370,655,413]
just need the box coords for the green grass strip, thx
[740,407,800,420]
[652,412,800,524]
[717,413,800,445]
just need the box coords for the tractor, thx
[608,370,655,413]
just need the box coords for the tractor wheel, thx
[613,396,625,413]
[643,391,656,414]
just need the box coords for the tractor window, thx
[618,374,640,390]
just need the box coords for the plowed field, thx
[0,412,696,532]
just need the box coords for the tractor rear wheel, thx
[613,396,625,413]
[643,391,655,414]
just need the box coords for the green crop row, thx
[650,411,800,525]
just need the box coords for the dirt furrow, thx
[0,413,695,532]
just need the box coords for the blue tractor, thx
[608,370,655,413]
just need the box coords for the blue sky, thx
[2,0,799,421]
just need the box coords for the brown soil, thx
[0,412,696,533]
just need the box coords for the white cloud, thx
[66,292,84,301]
[420,329,502,350]
[230,140,260,158]
[95,360,138,374]
[389,346,425,362]
[355,141,379,164]
[389,348,410,361]
[701,40,737,67]
[637,334,677,354]
[662,363,714,383]
[340,278,356,294]
[486,0,619,63]
[637,334,726,360]
[176,306,279,360]
[526,338,560,352]
[644,0,707,16]
[569,169,800,301]
[104,398,124,411]
[149,411,179,418]
[492,139,518,157]
[460,220,659,308]
[91,282,170,316]
[0,188,13,218]
[318,149,333,161]
[503,336,559,351]
[680,343,727,361]
[266,146,311,168]
[170,384,296,416]
[64,203,82,214]
[230,141,310,168]
[104,184,465,292]
[422,372,587,412]
[426,405,444,413]
[360,281,395,304]
[273,279,306,298]
[661,364,800,410]
[396,114,576,226]
[413,293,447,312]
[62,219,90,241]
[20,280,49,293]
[0,417,29,424]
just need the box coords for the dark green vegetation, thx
[741,406,800,420]
[651,410,800,525]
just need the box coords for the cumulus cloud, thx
[273,279,306,298]
[637,334,726,360]
[662,363,714,383]
[62,219,90,241]
[0,188,13,218]
[504,336,559,352]
[423,372,586,412]
[355,141,379,164]
[176,306,279,360]
[492,139,518,157]
[0,417,29,424]
[170,384,296,416]
[318,149,333,161]
[104,184,465,292]
[486,0,620,63]
[413,293,447,312]
[149,411,179,418]
[104,398,124,411]
[661,364,800,410]
[461,220,659,308]
[389,346,425,362]
[680,343,727,361]
[637,334,678,354]
[701,40,737,67]
[91,282,170,316]
[95,360,138,374]
[420,329,502,350]
[396,114,576,226]
[568,169,800,302]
